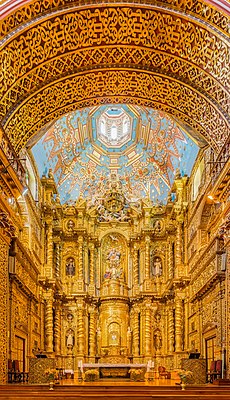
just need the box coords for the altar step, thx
[1,384,230,400]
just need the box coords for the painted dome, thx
[32,104,200,204]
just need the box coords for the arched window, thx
[111,124,118,140]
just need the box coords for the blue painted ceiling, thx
[32,104,199,205]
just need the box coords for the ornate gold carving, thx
[2,41,228,119]
[3,70,228,153]
[0,6,229,152]
[1,0,229,39]
[144,305,151,356]
[45,293,54,353]
[54,305,61,354]
[175,297,183,352]
[168,305,174,353]
[77,305,85,356]
[0,210,16,238]
[132,309,140,357]
[89,308,96,357]
[0,235,9,384]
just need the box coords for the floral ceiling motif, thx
[32,105,199,205]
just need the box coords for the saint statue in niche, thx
[66,257,75,276]
[66,329,74,347]
[153,330,162,350]
[152,257,162,277]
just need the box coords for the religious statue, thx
[66,330,74,348]
[104,247,123,279]
[152,257,162,277]
[153,330,162,350]
[66,257,75,276]
[107,248,121,267]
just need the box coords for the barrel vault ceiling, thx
[0,1,229,164]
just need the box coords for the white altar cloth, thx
[83,363,146,368]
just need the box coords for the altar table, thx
[82,363,147,379]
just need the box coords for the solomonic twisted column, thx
[175,222,183,277]
[175,297,183,352]
[78,304,85,356]
[132,310,140,357]
[45,293,54,353]
[133,244,139,286]
[54,304,61,354]
[89,309,96,357]
[46,223,54,279]
[145,236,150,280]
[89,243,95,285]
[144,305,151,356]
[78,236,84,287]
[168,305,175,353]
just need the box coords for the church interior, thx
[0,0,229,398]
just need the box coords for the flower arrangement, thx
[178,370,193,383]
[84,369,99,381]
[129,368,144,381]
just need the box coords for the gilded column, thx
[133,244,139,286]
[145,236,150,280]
[175,222,183,278]
[54,303,61,355]
[77,303,85,357]
[27,300,32,358]
[184,293,189,351]
[168,305,174,353]
[45,291,54,353]
[168,240,174,279]
[46,222,53,279]
[132,309,140,358]
[78,236,84,281]
[145,304,151,357]
[89,308,96,359]
[55,242,61,278]
[175,296,183,352]
[0,231,11,384]
[89,243,95,285]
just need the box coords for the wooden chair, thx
[158,366,171,379]
[206,360,222,383]
[213,360,222,381]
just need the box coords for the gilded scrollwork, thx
[1,0,229,40]
[0,236,9,383]
[3,70,229,154]
[0,6,229,153]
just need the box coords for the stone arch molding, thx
[0,1,229,153]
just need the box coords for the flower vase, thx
[181,382,186,390]
[49,381,54,390]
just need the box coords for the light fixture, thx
[207,194,214,200]
[22,187,28,196]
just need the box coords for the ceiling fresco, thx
[32,105,199,205]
